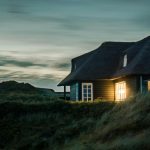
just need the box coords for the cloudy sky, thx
[0,0,150,91]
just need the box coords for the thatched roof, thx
[58,36,150,86]
[114,36,150,77]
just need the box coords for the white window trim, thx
[82,83,93,102]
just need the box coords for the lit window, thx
[123,54,127,67]
[148,81,150,91]
[115,81,126,101]
[82,83,93,101]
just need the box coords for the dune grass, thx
[65,93,150,150]
[0,93,150,150]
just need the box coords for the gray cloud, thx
[8,2,25,14]
[0,0,150,91]
[0,70,59,83]
[0,56,48,68]
[52,62,71,71]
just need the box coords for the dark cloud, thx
[7,0,27,14]
[0,56,48,68]
[52,61,71,71]
[0,0,150,91]
[0,71,59,82]
[39,74,61,80]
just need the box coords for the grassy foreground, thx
[0,94,150,150]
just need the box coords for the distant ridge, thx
[0,81,54,94]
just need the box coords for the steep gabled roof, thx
[58,36,150,86]
[58,41,133,86]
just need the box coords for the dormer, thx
[123,54,127,67]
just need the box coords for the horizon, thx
[0,0,150,91]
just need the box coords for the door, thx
[115,81,126,101]
[82,83,93,101]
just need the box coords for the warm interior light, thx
[115,81,126,101]
[148,81,150,91]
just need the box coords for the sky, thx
[0,0,150,91]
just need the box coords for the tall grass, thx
[67,93,150,150]
[0,98,114,150]
[0,93,150,150]
[0,92,59,104]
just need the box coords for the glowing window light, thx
[148,81,150,91]
[115,81,126,101]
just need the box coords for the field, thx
[0,93,150,150]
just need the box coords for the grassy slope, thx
[0,100,114,150]
[66,94,150,150]
[0,94,150,150]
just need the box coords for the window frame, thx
[82,83,93,101]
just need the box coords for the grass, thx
[0,92,58,104]
[0,93,150,149]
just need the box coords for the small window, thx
[123,54,127,67]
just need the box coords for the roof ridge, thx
[101,41,133,46]
[137,36,150,42]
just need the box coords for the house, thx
[58,36,150,101]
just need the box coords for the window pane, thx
[88,95,91,99]
[84,89,87,93]
[84,96,87,98]
[88,85,91,88]
[83,85,87,88]
[88,89,91,94]
[83,93,87,97]
[88,93,91,97]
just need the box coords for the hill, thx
[0,93,150,150]
[0,81,57,102]
[0,81,54,94]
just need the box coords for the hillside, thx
[0,81,54,94]
[0,94,150,150]
[0,81,57,102]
